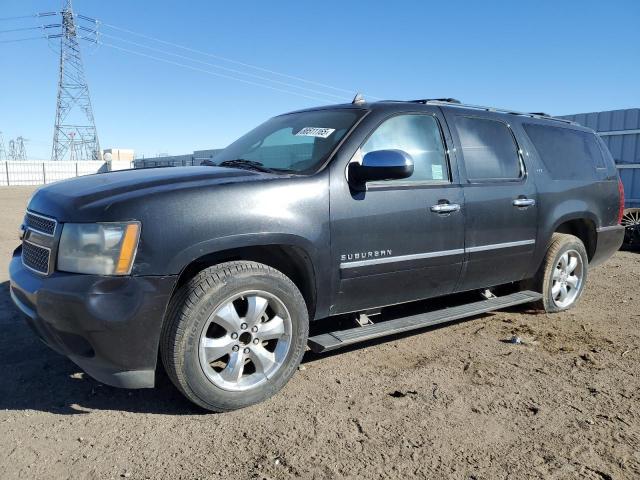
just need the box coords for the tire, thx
[621,208,640,247]
[161,261,309,412]
[530,233,589,313]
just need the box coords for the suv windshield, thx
[213,109,365,174]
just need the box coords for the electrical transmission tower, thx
[8,137,28,161]
[16,137,27,161]
[0,132,6,161]
[51,0,101,161]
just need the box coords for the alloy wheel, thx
[551,249,584,309]
[198,290,292,391]
[622,209,640,245]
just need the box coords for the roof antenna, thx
[352,93,365,105]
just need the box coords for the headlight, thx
[57,222,141,275]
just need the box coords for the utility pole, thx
[51,0,100,161]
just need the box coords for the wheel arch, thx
[550,215,598,261]
[171,238,319,320]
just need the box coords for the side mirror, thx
[348,149,414,186]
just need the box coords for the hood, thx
[27,166,272,221]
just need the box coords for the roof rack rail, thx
[411,98,461,104]
[421,99,576,125]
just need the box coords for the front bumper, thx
[9,247,176,388]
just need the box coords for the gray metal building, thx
[133,148,223,169]
[559,108,640,208]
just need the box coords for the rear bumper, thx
[9,248,176,388]
[591,225,625,267]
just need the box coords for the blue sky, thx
[1,0,639,160]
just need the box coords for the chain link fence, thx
[0,161,110,186]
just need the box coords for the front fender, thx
[166,232,321,274]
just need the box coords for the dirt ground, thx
[0,186,638,480]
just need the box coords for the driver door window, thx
[360,114,450,184]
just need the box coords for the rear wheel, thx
[161,261,308,411]
[532,233,589,313]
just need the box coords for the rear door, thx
[329,109,465,314]
[443,112,539,291]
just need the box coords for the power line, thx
[0,36,47,44]
[0,25,51,34]
[0,14,61,44]
[98,40,336,103]
[0,12,57,22]
[99,20,356,94]
[96,31,347,102]
[0,15,37,22]
[4,11,375,102]
[81,17,376,99]
[0,24,60,36]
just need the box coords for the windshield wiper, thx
[217,159,278,174]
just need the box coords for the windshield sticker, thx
[431,164,444,180]
[295,127,335,138]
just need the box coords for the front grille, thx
[25,211,57,236]
[22,241,51,274]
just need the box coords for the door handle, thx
[430,203,461,214]
[512,198,536,208]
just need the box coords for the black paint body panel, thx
[10,248,175,388]
[10,101,624,387]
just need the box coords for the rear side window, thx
[522,124,603,179]
[455,116,522,180]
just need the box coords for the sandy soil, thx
[0,186,638,480]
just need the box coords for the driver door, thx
[329,110,466,314]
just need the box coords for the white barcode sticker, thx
[295,127,335,138]
[431,164,444,180]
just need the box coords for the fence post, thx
[75,162,78,177]
[4,162,9,187]
[42,162,46,184]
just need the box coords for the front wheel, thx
[161,261,309,411]
[532,233,589,313]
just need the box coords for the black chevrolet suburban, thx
[10,98,625,411]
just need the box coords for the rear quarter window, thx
[522,124,604,180]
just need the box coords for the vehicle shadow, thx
[0,281,203,415]
[0,279,534,415]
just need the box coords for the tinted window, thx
[455,116,521,180]
[360,114,449,183]
[523,124,602,179]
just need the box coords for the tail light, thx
[617,177,625,224]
